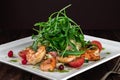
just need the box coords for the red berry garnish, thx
[58,64,64,70]
[22,59,27,65]
[8,50,13,57]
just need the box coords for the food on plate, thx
[81,47,100,60]
[17,4,102,72]
[21,59,27,65]
[91,40,102,52]
[40,57,56,71]
[8,50,14,57]
[26,46,46,65]
[68,57,84,68]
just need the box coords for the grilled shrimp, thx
[57,55,77,63]
[40,57,56,71]
[26,46,46,65]
[81,47,100,60]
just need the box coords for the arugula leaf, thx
[63,50,85,57]
[31,4,87,56]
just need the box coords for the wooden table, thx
[0,29,120,80]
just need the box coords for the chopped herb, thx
[63,50,85,57]
[101,57,106,59]
[48,69,69,73]
[9,59,18,62]
[32,66,36,68]
[102,48,105,50]
[48,70,54,72]
[55,70,69,73]
[106,52,111,54]
[84,58,89,63]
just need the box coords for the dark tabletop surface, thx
[0,29,120,80]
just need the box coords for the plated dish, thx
[0,36,120,80]
[0,4,120,80]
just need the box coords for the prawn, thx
[40,57,56,71]
[26,46,46,65]
[81,47,100,60]
[57,55,77,63]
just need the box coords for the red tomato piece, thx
[68,57,84,68]
[19,50,28,59]
[91,40,102,52]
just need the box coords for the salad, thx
[8,4,102,72]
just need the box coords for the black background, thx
[0,0,120,30]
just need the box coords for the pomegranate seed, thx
[58,64,64,70]
[22,59,27,65]
[8,50,13,57]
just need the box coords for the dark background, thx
[0,0,120,31]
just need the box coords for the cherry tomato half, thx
[19,50,28,59]
[68,57,84,68]
[91,40,102,52]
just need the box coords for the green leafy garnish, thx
[84,58,89,63]
[54,69,69,73]
[106,52,111,54]
[9,59,18,62]
[31,4,87,56]
[63,50,85,57]
[102,48,105,50]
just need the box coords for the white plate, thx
[0,35,120,80]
